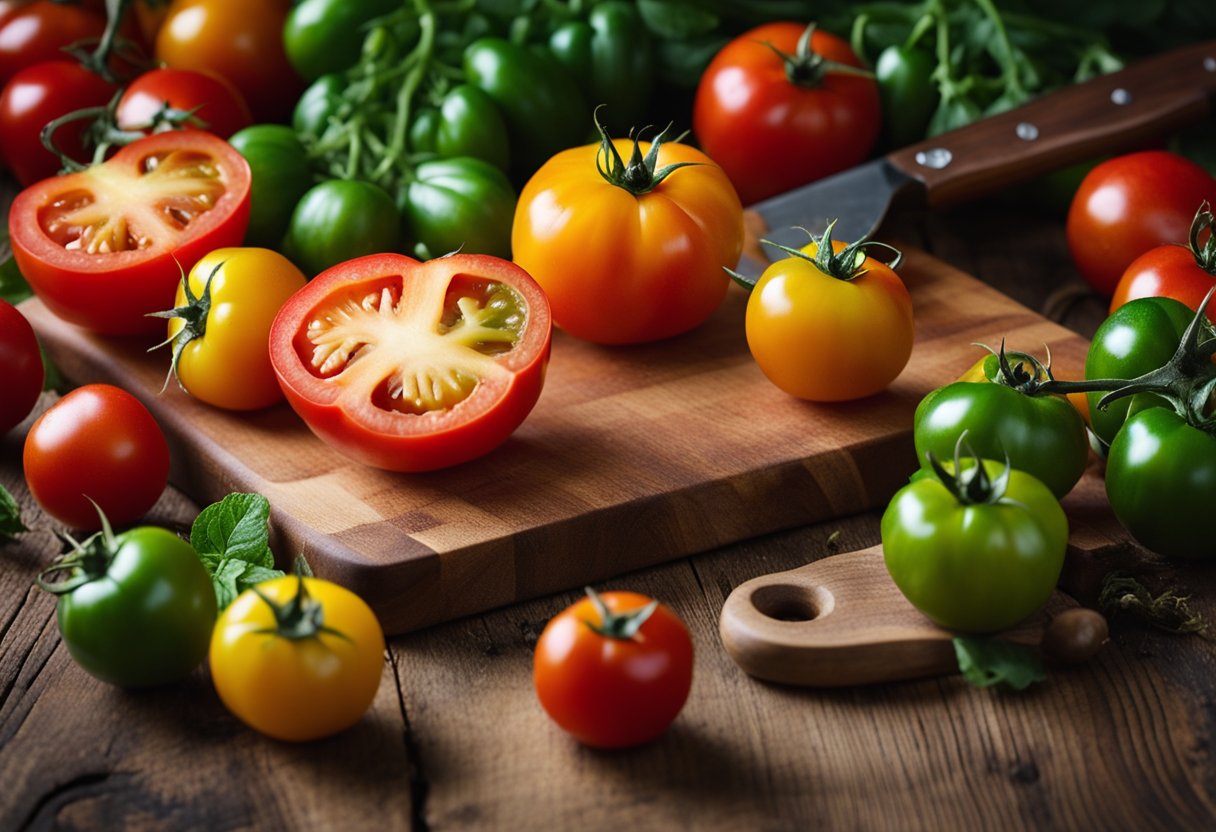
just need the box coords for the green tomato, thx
[549,1,653,131]
[1085,296,1202,445]
[875,45,938,149]
[293,73,347,141]
[881,458,1067,633]
[1105,407,1216,559]
[463,37,587,180]
[397,157,515,260]
[283,0,403,82]
[408,84,510,171]
[46,527,217,688]
[283,179,401,277]
[228,125,315,249]
[913,353,1088,498]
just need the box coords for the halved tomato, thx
[8,131,250,335]
[269,253,552,472]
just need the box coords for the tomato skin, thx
[745,240,913,401]
[881,459,1067,633]
[23,384,170,529]
[283,0,400,82]
[54,527,216,688]
[166,248,308,410]
[693,22,881,206]
[1105,408,1216,560]
[1110,244,1216,322]
[512,137,743,345]
[1066,151,1216,296]
[269,253,552,472]
[0,298,44,433]
[155,0,301,123]
[283,179,401,278]
[0,60,116,187]
[116,67,252,139]
[874,44,937,150]
[8,131,251,336]
[533,591,693,749]
[397,157,516,260]
[0,1,106,88]
[227,125,314,250]
[210,576,385,742]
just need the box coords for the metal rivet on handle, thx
[1016,122,1039,141]
[1205,56,1216,72]
[915,148,953,169]
[1111,88,1132,105]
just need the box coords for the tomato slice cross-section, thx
[270,253,552,472]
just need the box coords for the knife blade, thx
[738,39,1216,276]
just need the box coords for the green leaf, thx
[0,484,27,544]
[211,558,249,610]
[637,0,719,39]
[0,256,32,305]
[191,493,276,569]
[954,637,1046,691]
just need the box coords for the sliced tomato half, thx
[8,130,250,335]
[269,253,552,472]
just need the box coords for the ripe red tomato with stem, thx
[0,0,107,88]
[1067,151,1216,297]
[533,588,694,748]
[1110,203,1216,321]
[23,384,170,530]
[693,21,881,206]
[8,130,251,336]
[0,299,44,433]
[116,66,252,139]
[0,60,116,186]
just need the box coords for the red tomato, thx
[8,130,251,336]
[23,384,170,529]
[269,252,552,472]
[533,589,693,749]
[155,0,301,123]
[693,22,881,206]
[117,67,252,139]
[0,1,106,88]
[0,61,116,186]
[1067,151,1216,297]
[0,298,44,433]
[1110,204,1216,320]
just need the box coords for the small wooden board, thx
[23,248,1089,634]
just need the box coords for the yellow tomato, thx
[745,234,914,401]
[512,123,743,345]
[210,576,386,742]
[162,247,306,410]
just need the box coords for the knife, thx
[739,39,1216,273]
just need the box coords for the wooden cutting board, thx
[22,248,1090,634]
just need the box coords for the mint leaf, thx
[190,493,285,608]
[954,637,1046,691]
[0,484,27,543]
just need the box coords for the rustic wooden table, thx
[3,197,1215,831]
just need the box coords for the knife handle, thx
[887,40,1216,208]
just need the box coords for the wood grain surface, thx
[21,248,1091,635]
[4,203,1215,832]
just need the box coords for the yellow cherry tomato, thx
[210,575,386,742]
[162,247,306,410]
[744,231,913,401]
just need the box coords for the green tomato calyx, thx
[734,221,903,290]
[926,433,1011,506]
[981,340,1057,396]
[148,259,223,396]
[581,586,658,640]
[595,108,700,196]
[1188,201,1216,275]
[253,572,349,643]
[761,22,874,89]
[36,500,122,595]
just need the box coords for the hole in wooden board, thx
[750,583,834,622]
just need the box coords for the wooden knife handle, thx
[887,40,1216,208]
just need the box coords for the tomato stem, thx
[146,260,223,395]
[759,22,873,89]
[581,587,658,640]
[594,108,701,196]
[925,432,1011,506]
[253,574,350,643]
[35,500,120,595]
[1188,202,1216,275]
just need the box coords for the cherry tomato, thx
[23,384,170,530]
[158,247,307,410]
[693,22,880,206]
[0,60,116,186]
[1066,151,1216,296]
[210,575,385,742]
[533,589,693,749]
[0,298,44,433]
[269,252,552,472]
[512,122,742,345]
[116,67,252,139]
[744,229,913,401]
[1110,204,1216,322]
[8,130,251,335]
[155,0,302,123]
[0,1,106,88]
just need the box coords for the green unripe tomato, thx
[283,179,401,277]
